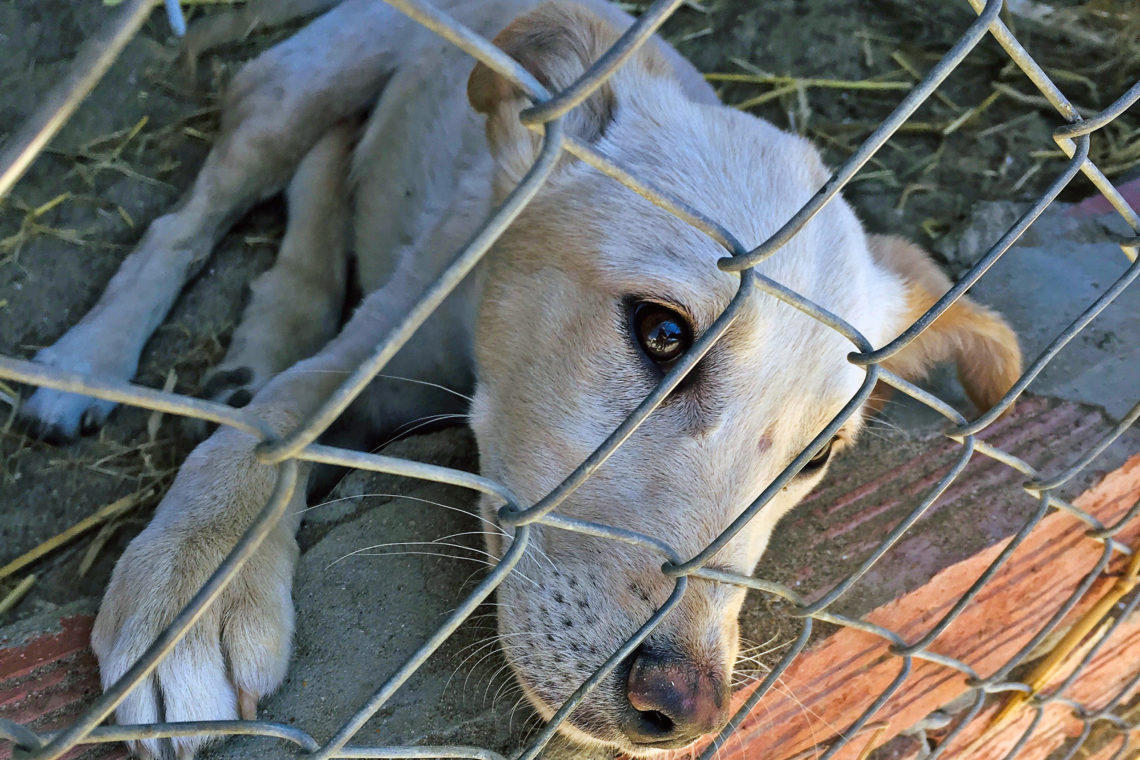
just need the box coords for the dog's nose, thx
[620,645,730,748]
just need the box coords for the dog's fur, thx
[18,0,1022,757]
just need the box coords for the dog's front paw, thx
[18,384,117,443]
[16,334,136,442]
[92,429,301,759]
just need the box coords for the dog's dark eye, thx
[632,302,692,367]
[800,437,837,474]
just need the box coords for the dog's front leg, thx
[93,262,475,760]
[18,0,401,443]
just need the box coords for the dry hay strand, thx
[0,483,164,585]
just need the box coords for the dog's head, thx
[466,4,1021,754]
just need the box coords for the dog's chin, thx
[548,724,692,760]
[620,740,702,759]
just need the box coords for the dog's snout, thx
[619,645,730,749]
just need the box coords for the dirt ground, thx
[0,0,1138,754]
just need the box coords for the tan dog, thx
[18,0,1021,757]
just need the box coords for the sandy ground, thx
[1,0,1138,757]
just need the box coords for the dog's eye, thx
[800,437,837,474]
[632,302,692,366]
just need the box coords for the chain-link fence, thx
[1,0,1139,758]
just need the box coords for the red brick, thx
[699,451,1140,760]
[0,617,93,682]
[0,616,126,760]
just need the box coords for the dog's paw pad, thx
[201,366,255,399]
[184,367,258,440]
[201,366,259,408]
[226,388,253,408]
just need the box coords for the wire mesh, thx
[0,0,1138,759]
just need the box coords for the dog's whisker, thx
[735,643,791,666]
[328,538,503,565]
[375,412,471,450]
[508,693,542,739]
[443,633,540,695]
[726,670,828,738]
[433,529,511,546]
[518,543,559,573]
[457,611,499,625]
[449,642,532,693]
[374,373,475,403]
[458,640,534,683]
[716,700,751,760]
[737,632,785,655]
[327,543,543,587]
[458,564,495,595]
[460,638,539,695]
[494,685,525,713]
[482,659,520,707]
[391,411,471,436]
[769,672,864,750]
[333,549,499,569]
[450,637,503,672]
[450,629,544,664]
[302,492,508,536]
[863,414,905,432]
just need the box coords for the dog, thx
[16,0,1022,756]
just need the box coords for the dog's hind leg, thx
[18,0,405,442]
[201,122,356,411]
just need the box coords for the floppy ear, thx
[869,234,1022,415]
[466,1,672,183]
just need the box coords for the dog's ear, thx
[869,234,1022,415]
[467,2,671,183]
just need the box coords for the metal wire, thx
[2,0,1139,758]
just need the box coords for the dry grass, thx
[671,0,1140,259]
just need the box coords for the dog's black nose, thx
[619,645,730,749]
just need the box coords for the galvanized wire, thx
[2,0,1139,759]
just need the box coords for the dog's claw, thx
[15,336,132,441]
[238,688,259,721]
[17,387,116,443]
[81,406,105,436]
[200,366,259,409]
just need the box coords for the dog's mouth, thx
[626,734,705,752]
